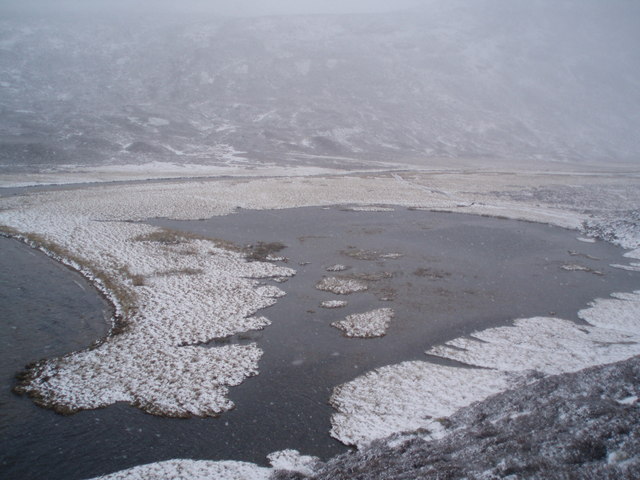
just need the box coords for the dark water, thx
[2,208,639,480]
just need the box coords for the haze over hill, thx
[1,0,639,173]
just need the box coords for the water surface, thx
[2,207,639,480]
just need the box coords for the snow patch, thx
[332,308,394,338]
[428,305,640,376]
[625,248,640,260]
[254,285,286,298]
[2,191,294,417]
[321,300,348,309]
[267,449,320,476]
[87,459,271,480]
[611,263,640,272]
[607,449,633,465]
[331,290,640,446]
[577,290,640,335]
[330,361,511,447]
[379,252,404,259]
[316,276,368,295]
[560,263,603,275]
[326,264,348,272]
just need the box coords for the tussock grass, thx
[133,229,198,245]
[134,227,287,262]
[156,267,205,277]
[243,241,286,262]
[133,227,241,252]
[413,267,451,280]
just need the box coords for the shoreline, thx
[1,170,639,479]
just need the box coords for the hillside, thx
[1,0,639,173]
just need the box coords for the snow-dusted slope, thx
[1,0,639,173]
[304,356,640,480]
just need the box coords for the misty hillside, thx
[1,0,639,172]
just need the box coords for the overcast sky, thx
[0,0,422,17]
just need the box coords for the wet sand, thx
[1,208,639,480]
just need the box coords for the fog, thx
[1,0,639,172]
[0,0,422,17]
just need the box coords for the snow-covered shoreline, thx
[329,290,640,448]
[1,189,296,416]
[1,168,639,478]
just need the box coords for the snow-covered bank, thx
[321,171,640,449]
[88,459,270,480]
[3,173,469,417]
[0,168,639,478]
[87,449,320,480]
[12,228,294,416]
[296,356,640,479]
[86,357,640,480]
[330,290,640,447]
[2,189,295,416]
[0,161,401,188]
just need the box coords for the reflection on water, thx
[2,208,639,480]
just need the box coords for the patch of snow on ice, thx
[379,252,404,259]
[265,254,287,262]
[332,308,394,338]
[316,276,368,295]
[267,449,320,476]
[326,264,348,272]
[427,316,639,375]
[561,263,590,272]
[577,290,640,336]
[611,263,640,272]
[561,263,602,275]
[321,300,348,309]
[625,248,640,260]
[88,459,271,480]
[330,361,511,447]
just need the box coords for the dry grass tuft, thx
[243,241,286,262]
[133,227,242,253]
[156,267,205,277]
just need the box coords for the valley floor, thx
[1,161,639,479]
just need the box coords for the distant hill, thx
[1,0,639,172]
